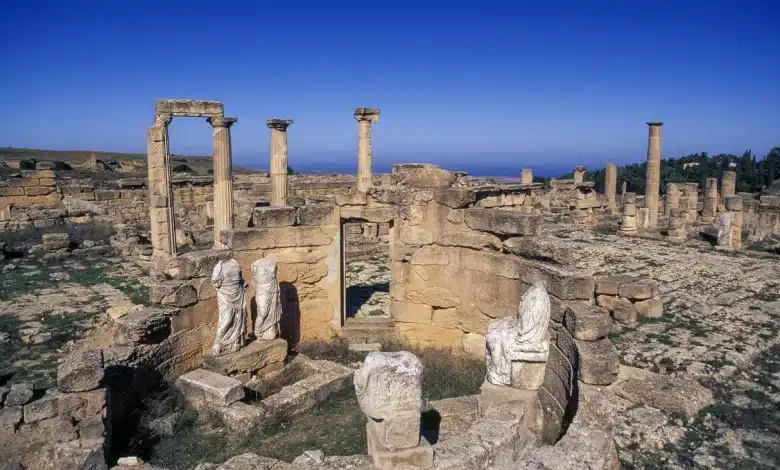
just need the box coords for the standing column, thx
[645,122,663,228]
[209,116,238,249]
[721,171,737,200]
[147,113,175,258]
[665,183,681,216]
[573,166,586,184]
[620,193,638,233]
[521,168,533,185]
[267,119,293,206]
[605,162,617,212]
[702,177,718,223]
[354,108,380,193]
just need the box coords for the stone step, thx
[201,338,287,377]
[175,369,244,407]
[343,316,397,345]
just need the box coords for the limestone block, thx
[462,332,486,358]
[23,393,58,423]
[366,409,421,451]
[201,338,287,376]
[566,335,619,385]
[392,163,456,188]
[463,209,542,236]
[596,294,617,311]
[613,374,713,419]
[595,276,623,295]
[511,361,546,390]
[296,205,337,226]
[406,286,459,308]
[161,283,198,308]
[612,297,638,326]
[454,248,523,279]
[354,351,423,419]
[522,263,595,301]
[252,206,296,228]
[563,303,612,341]
[398,225,434,245]
[218,401,266,435]
[477,380,537,417]
[42,232,70,252]
[396,323,463,348]
[57,349,104,392]
[521,423,619,470]
[432,306,492,334]
[368,432,433,470]
[168,249,232,280]
[0,406,22,429]
[113,307,172,344]
[409,245,449,265]
[369,187,415,206]
[634,296,663,319]
[222,226,332,250]
[391,301,433,325]
[618,280,659,300]
[57,389,105,421]
[437,230,501,251]
[433,188,477,208]
[4,383,34,406]
[176,369,244,407]
[503,236,577,265]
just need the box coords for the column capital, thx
[208,116,238,128]
[266,119,294,131]
[646,121,664,127]
[354,108,380,122]
[154,113,172,127]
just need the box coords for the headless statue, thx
[251,258,282,340]
[211,259,247,356]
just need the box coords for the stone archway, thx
[146,99,237,258]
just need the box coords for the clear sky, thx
[1,0,778,176]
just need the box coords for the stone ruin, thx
[1,99,778,469]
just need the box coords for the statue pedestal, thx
[202,338,287,377]
[478,381,541,433]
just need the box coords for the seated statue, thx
[485,281,550,386]
[251,258,282,340]
[211,259,248,357]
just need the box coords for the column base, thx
[367,429,433,470]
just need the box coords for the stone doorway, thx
[340,217,392,324]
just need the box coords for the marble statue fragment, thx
[211,259,247,357]
[485,281,551,386]
[251,258,282,340]
[354,351,423,419]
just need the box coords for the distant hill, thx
[0,147,259,175]
[572,146,780,195]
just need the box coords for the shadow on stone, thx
[280,282,300,348]
[420,409,441,445]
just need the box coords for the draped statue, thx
[251,258,282,340]
[485,281,551,386]
[211,259,247,357]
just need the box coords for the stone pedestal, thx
[478,381,539,432]
[354,108,380,193]
[573,166,586,185]
[620,193,638,233]
[521,168,533,185]
[267,119,293,206]
[209,116,238,249]
[725,196,744,249]
[644,122,663,228]
[605,162,617,213]
[202,338,287,377]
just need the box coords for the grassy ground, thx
[138,340,485,468]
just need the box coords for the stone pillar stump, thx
[267,119,293,207]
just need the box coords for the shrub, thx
[53,161,72,171]
[19,158,37,170]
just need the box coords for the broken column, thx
[721,171,737,201]
[354,108,380,193]
[481,281,550,430]
[702,177,718,223]
[354,351,431,470]
[147,113,175,257]
[725,196,743,249]
[665,183,681,216]
[667,208,687,241]
[620,193,638,233]
[682,183,699,223]
[573,166,586,184]
[267,119,293,207]
[209,116,238,249]
[644,122,663,228]
[605,162,617,213]
[521,168,533,185]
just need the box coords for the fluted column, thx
[521,168,533,185]
[267,119,293,206]
[620,193,638,233]
[354,108,380,193]
[645,122,663,228]
[209,116,238,249]
[721,171,736,200]
[147,113,175,258]
[605,162,617,212]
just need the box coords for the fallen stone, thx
[613,374,714,420]
[116,456,144,467]
[57,349,104,392]
[611,298,638,326]
[42,233,70,252]
[634,297,663,319]
[618,280,659,300]
[218,402,266,435]
[4,383,34,406]
[518,423,619,470]
[106,302,143,321]
[0,406,22,429]
[113,307,171,344]
[23,393,58,423]
[176,368,244,407]
[354,351,424,420]
[292,449,325,466]
[563,303,612,341]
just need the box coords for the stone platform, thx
[201,338,287,377]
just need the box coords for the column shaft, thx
[605,162,617,211]
[147,122,175,257]
[357,119,372,192]
[267,120,292,206]
[645,123,663,228]
[210,117,237,249]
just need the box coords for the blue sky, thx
[1,1,778,176]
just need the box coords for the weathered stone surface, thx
[517,423,619,470]
[410,245,450,265]
[368,432,433,470]
[634,296,663,319]
[41,233,70,252]
[367,409,421,451]
[252,206,296,228]
[563,303,612,341]
[503,236,577,265]
[57,349,104,392]
[114,307,171,344]
[613,374,714,419]
[618,280,659,300]
[176,369,244,407]
[4,383,34,406]
[611,297,638,326]
[202,338,286,376]
[0,406,22,429]
[478,381,538,418]
[398,225,435,245]
[393,163,457,188]
[58,389,106,421]
[170,249,232,280]
[406,287,459,308]
[433,188,476,208]
[559,332,619,386]
[511,361,547,390]
[106,302,143,321]
[222,226,332,250]
[218,402,266,435]
[193,453,291,470]
[354,351,423,419]
[296,205,337,226]
[437,230,501,250]
[463,209,542,236]
[23,393,58,423]
[595,276,623,296]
